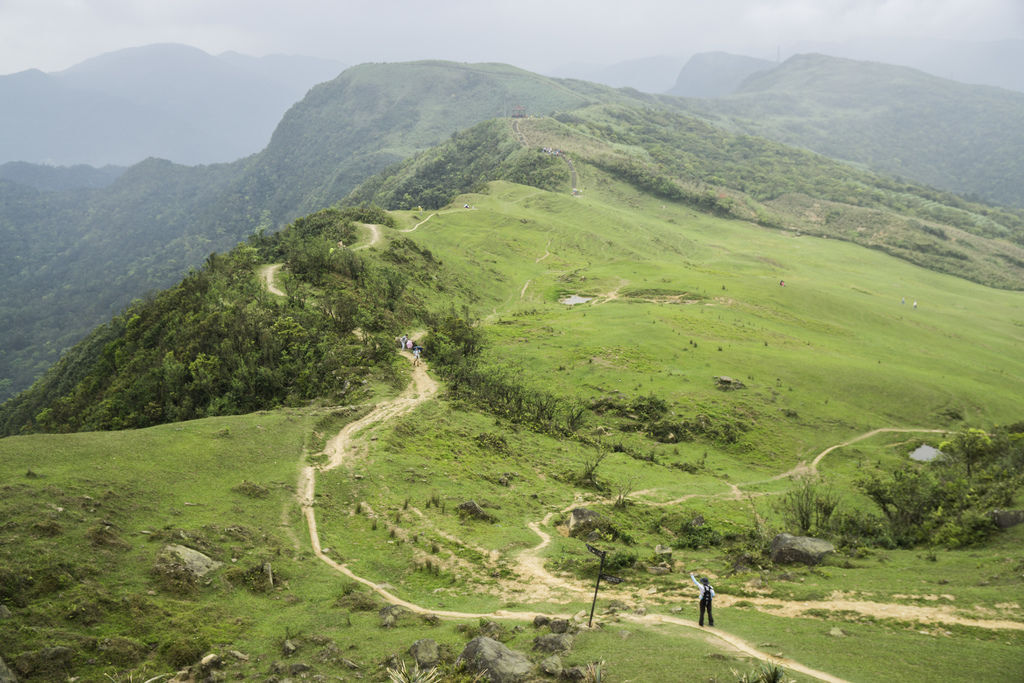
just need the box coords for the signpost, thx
[585,544,623,627]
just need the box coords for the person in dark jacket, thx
[690,573,715,626]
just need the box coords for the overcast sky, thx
[2,0,1022,75]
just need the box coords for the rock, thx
[654,544,673,558]
[532,615,551,628]
[646,564,671,575]
[829,627,847,638]
[769,533,835,565]
[457,637,533,683]
[669,606,684,614]
[159,544,223,577]
[0,604,11,619]
[604,600,628,614]
[533,633,574,653]
[379,604,408,628]
[548,618,570,634]
[566,508,607,539]
[714,375,745,390]
[992,509,1024,529]
[200,653,222,669]
[539,655,562,676]
[634,606,647,616]
[13,646,73,679]
[0,655,16,683]
[456,500,495,522]
[562,666,587,681]
[288,662,311,675]
[282,639,298,656]
[229,651,250,662]
[479,621,505,640]
[409,639,439,669]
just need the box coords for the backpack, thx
[702,583,714,602]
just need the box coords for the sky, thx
[1,0,1023,76]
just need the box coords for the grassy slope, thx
[2,177,1023,681]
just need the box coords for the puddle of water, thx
[560,295,593,305]
[910,445,942,462]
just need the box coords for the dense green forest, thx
[0,206,451,434]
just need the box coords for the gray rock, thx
[159,544,223,577]
[769,533,835,565]
[200,653,222,669]
[0,655,17,683]
[409,639,439,669]
[566,508,604,538]
[0,604,11,619]
[992,509,1024,529]
[654,544,673,558]
[539,655,562,676]
[646,564,671,575]
[533,633,574,653]
[457,500,495,522]
[457,637,533,683]
[379,604,408,628]
[562,666,587,681]
[282,639,298,656]
[532,615,551,628]
[714,375,745,390]
[548,618,570,634]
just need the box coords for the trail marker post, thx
[586,543,623,627]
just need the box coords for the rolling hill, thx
[667,53,1024,208]
[1,128,1022,679]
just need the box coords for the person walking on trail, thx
[691,573,715,627]
[412,345,423,366]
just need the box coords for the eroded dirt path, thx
[352,223,383,250]
[258,264,284,296]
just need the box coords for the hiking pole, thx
[588,549,605,628]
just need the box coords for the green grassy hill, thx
[2,139,1023,681]
[669,53,1024,208]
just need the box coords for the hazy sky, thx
[2,0,1022,75]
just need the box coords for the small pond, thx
[560,294,593,305]
[910,445,942,462]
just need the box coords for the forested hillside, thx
[668,54,1024,208]
[0,62,619,402]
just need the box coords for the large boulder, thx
[992,510,1024,529]
[158,544,222,577]
[566,508,606,538]
[457,637,533,683]
[770,533,834,565]
[533,633,574,654]
[409,639,439,669]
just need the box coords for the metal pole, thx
[588,553,605,628]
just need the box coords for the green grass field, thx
[2,176,1023,681]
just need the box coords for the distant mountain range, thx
[0,43,343,166]
[665,53,1024,208]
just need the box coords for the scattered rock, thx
[341,658,361,670]
[379,604,408,628]
[479,620,505,640]
[409,639,439,669]
[288,662,311,675]
[646,564,671,575]
[532,615,551,629]
[200,653,221,669]
[0,604,11,619]
[604,600,628,614]
[457,500,495,522]
[566,508,606,539]
[561,666,587,681]
[654,544,673,558]
[714,375,745,390]
[282,639,298,656]
[539,655,562,676]
[533,634,574,654]
[669,606,684,614]
[829,627,848,638]
[548,618,570,634]
[769,533,835,565]
[229,650,249,662]
[158,544,223,577]
[634,606,647,616]
[992,510,1024,529]
[457,637,533,683]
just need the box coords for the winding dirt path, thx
[259,264,284,296]
[352,223,383,250]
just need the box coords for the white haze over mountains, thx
[2,0,1021,80]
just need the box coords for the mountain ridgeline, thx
[2,58,1024,405]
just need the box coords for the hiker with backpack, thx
[690,573,715,627]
